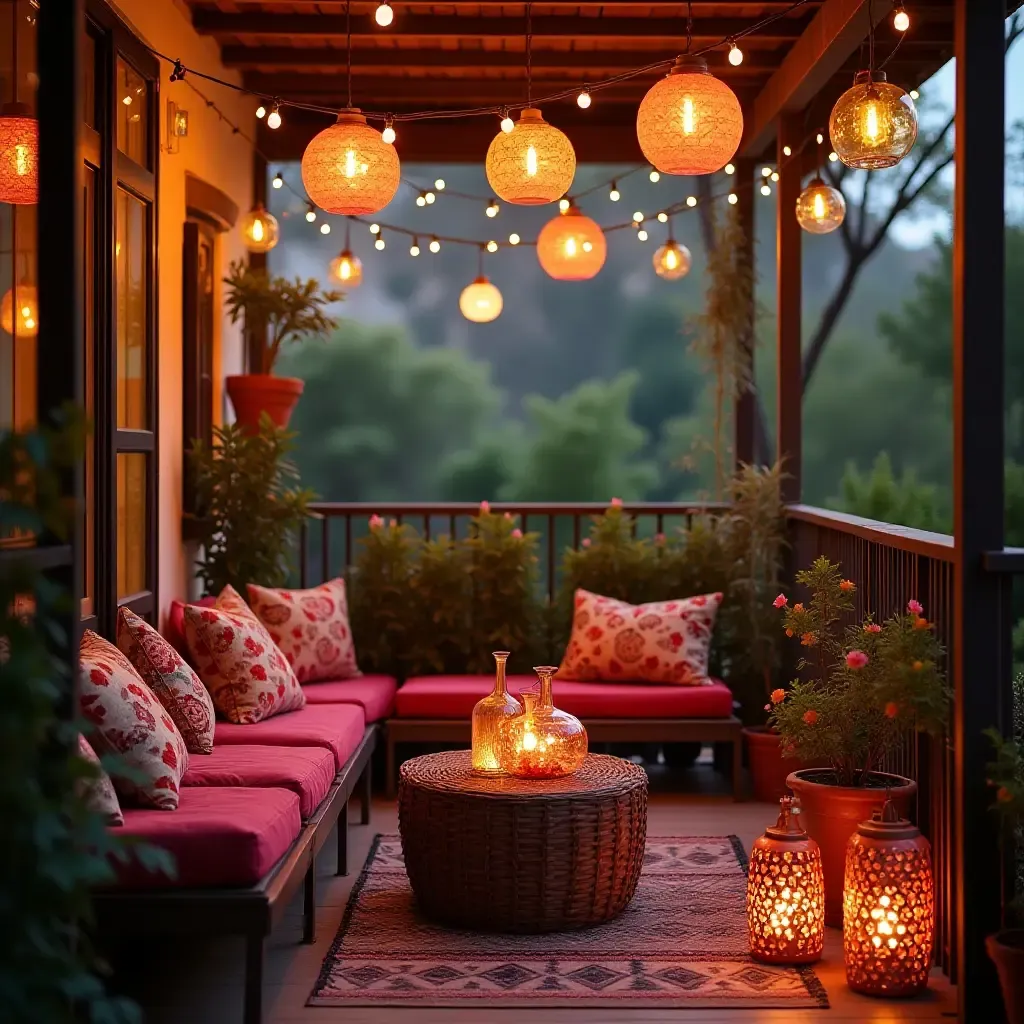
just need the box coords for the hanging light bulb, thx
[724,162,735,175]
[301,109,401,215]
[508,232,521,245]
[536,205,607,281]
[761,166,772,178]
[0,103,39,204]
[653,238,691,280]
[829,70,918,170]
[485,107,576,206]
[728,192,738,204]
[577,87,592,109]
[369,223,381,234]
[266,101,282,130]
[500,110,515,134]
[657,212,668,223]
[424,190,436,204]
[460,276,503,323]
[429,236,441,253]
[486,198,500,218]
[633,211,644,224]
[272,172,284,189]
[256,104,267,120]
[686,195,697,207]
[240,203,279,252]
[795,178,847,234]
[416,192,427,207]
[381,116,396,145]
[649,169,660,183]
[558,197,570,213]
[410,238,421,256]
[783,145,792,157]
[486,239,499,253]
[320,222,331,234]
[829,151,839,162]
[0,282,39,336]
[637,55,743,175]
[892,3,910,32]
[728,40,744,66]
[375,2,394,27]
[435,178,446,190]
[305,204,317,222]
[637,228,649,242]
[329,249,363,288]
[609,181,620,201]
[761,183,772,196]
[770,171,780,182]
[816,132,825,144]
[909,89,920,101]
[375,230,386,250]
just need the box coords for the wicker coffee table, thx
[397,750,648,933]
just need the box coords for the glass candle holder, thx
[843,796,935,997]
[470,651,521,774]
[497,666,587,779]
[747,796,825,964]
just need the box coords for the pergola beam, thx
[740,0,888,156]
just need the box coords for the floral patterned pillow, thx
[246,578,361,684]
[77,734,124,826]
[182,586,306,725]
[116,607,215,755]
[78,630,189,810]
[558,588,723,685]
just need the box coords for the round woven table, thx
[397,750,648,933]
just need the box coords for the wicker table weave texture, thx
[398,750,648,933]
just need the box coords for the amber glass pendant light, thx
[470,652,521,774]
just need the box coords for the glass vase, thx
[470,651,521,774]
[498,666,588,779]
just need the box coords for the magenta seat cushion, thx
[112,786,301,889]
[395,675,735,719]
[214,703,366,772]
[300,674,397,721]
[181,744,335,818]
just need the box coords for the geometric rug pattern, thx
[309,834,829,1009]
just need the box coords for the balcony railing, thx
[300,499,958,980]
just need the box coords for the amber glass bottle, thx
[470,651,521,774]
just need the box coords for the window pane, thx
[116,188,147,428]
[116,57,148,166]
[0,203,38,435]
[116,453,147,599]
[83,167,96,617]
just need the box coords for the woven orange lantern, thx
[0,104,38,205]
[843,796,935,997]
[747,797,825,964]
[301,109,400,216]
[829,71,918,171]
[536,206,606,281]
[485,108,576,206]
[636,56,743,176]
[796,178,847,234]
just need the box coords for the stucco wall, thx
[111,0,255,623]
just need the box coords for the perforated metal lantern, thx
[636,56,743,176]
[536,206,606,281]
[0,104,38,205]
[829,71,918,171]
[485,107,576,206]
[747,796,825,964]
[843,796,935,997]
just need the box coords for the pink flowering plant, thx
[768,556,948,787]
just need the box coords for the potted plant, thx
[223,261,341,429]
[768,555,947,926]
[188,415,314,595]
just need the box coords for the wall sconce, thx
[167,100,189,154]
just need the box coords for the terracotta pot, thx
[743,726,801,803]
[786,768,916,928]
[988,930,1024,1024]
[225,374,304,430]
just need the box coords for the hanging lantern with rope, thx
[329,220,363,288]
[796,135,847,234]
[536,204,606,280]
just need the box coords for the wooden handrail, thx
[306,501,729,516]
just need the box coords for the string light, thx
[829,151,839,162]
[305,204,317,222]
[486,239,499,253]
[424,190,436,204]
[637,228,649,242]
[509,233,521,245]
[909,89,920,101]
[577,87,592,109]
[686,195,697,207]
[728,40,744,66]
[435,178,446,190]
[375,2,394,27]
[429,236,441,253]
[256,104,266,119]
[892,2,910,32]
[609,182,620,201]
[272,172,284,189]
[724,162,735,175]
[782,145,792,156]
[633,210,644,223]
[416,192,427,207]
[370,223,381,234]
[558,197,570,212]
[266,101,282,130]
[761,183,772,196]
[382,116,396,145]
[375,230,386,250]
[500,110,514,134]
[320,222,331,234]
[728,192,738,204]
[649,169,660,182]
[486,198,500,218]
[770,171,780,182]
[657,212,668,223]
[816,132,824,144]
[410,238,421,255]
[761,166,772,177]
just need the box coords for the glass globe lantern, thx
[329,249,363,288]
[796,178,847,234]
[536,206,606,281]
[470,651,522,774]
[1,282,39,337]
[301,109,401,215]
[653,238,692,280]
[459,276,503,323]
[240,203,279,253]
[829,71,918,170]
[485,107,576,206]
[497,666,588,779]
[636,56,743,175]
[0,103,38,204]
[747,797,825,964]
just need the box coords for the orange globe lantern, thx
[747,797,825,964]
[829,71,918,171]
[536,206,606,281]
[0,103,39,205]
[1,282,39,337]
[459,276,503,323]
[301,109,401,215]
[485,107,576,206]
[637,56,743,176]
[843,797,935,997]
[795,178,847,234]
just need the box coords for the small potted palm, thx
[224,261,341,429]
[767,555,947,926]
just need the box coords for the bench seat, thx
[113,786,301,889]
[394,674,735,719]
[181,744,336,819]
[300,674,397,722]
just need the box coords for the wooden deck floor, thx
[111,777,956,1023]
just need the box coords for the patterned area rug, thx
[309,834,828,1009]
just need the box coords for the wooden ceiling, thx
[181,1,961,162]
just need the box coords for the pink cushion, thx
[395,675,735,719]
[165,596,216,660]
[213,703,366,772]
[112,786,301,888]
[300,674,397,721]
[181,745,336,818]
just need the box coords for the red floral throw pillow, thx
[558,588,723,685]
[116,607,215,755]
[78,735,124,826]
[246,578,361,684]
[78,630,189,810]
[182,586,306,725]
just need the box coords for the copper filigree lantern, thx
[843,796,935,997]
[470,651,521,774]
[747,797,825,964]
